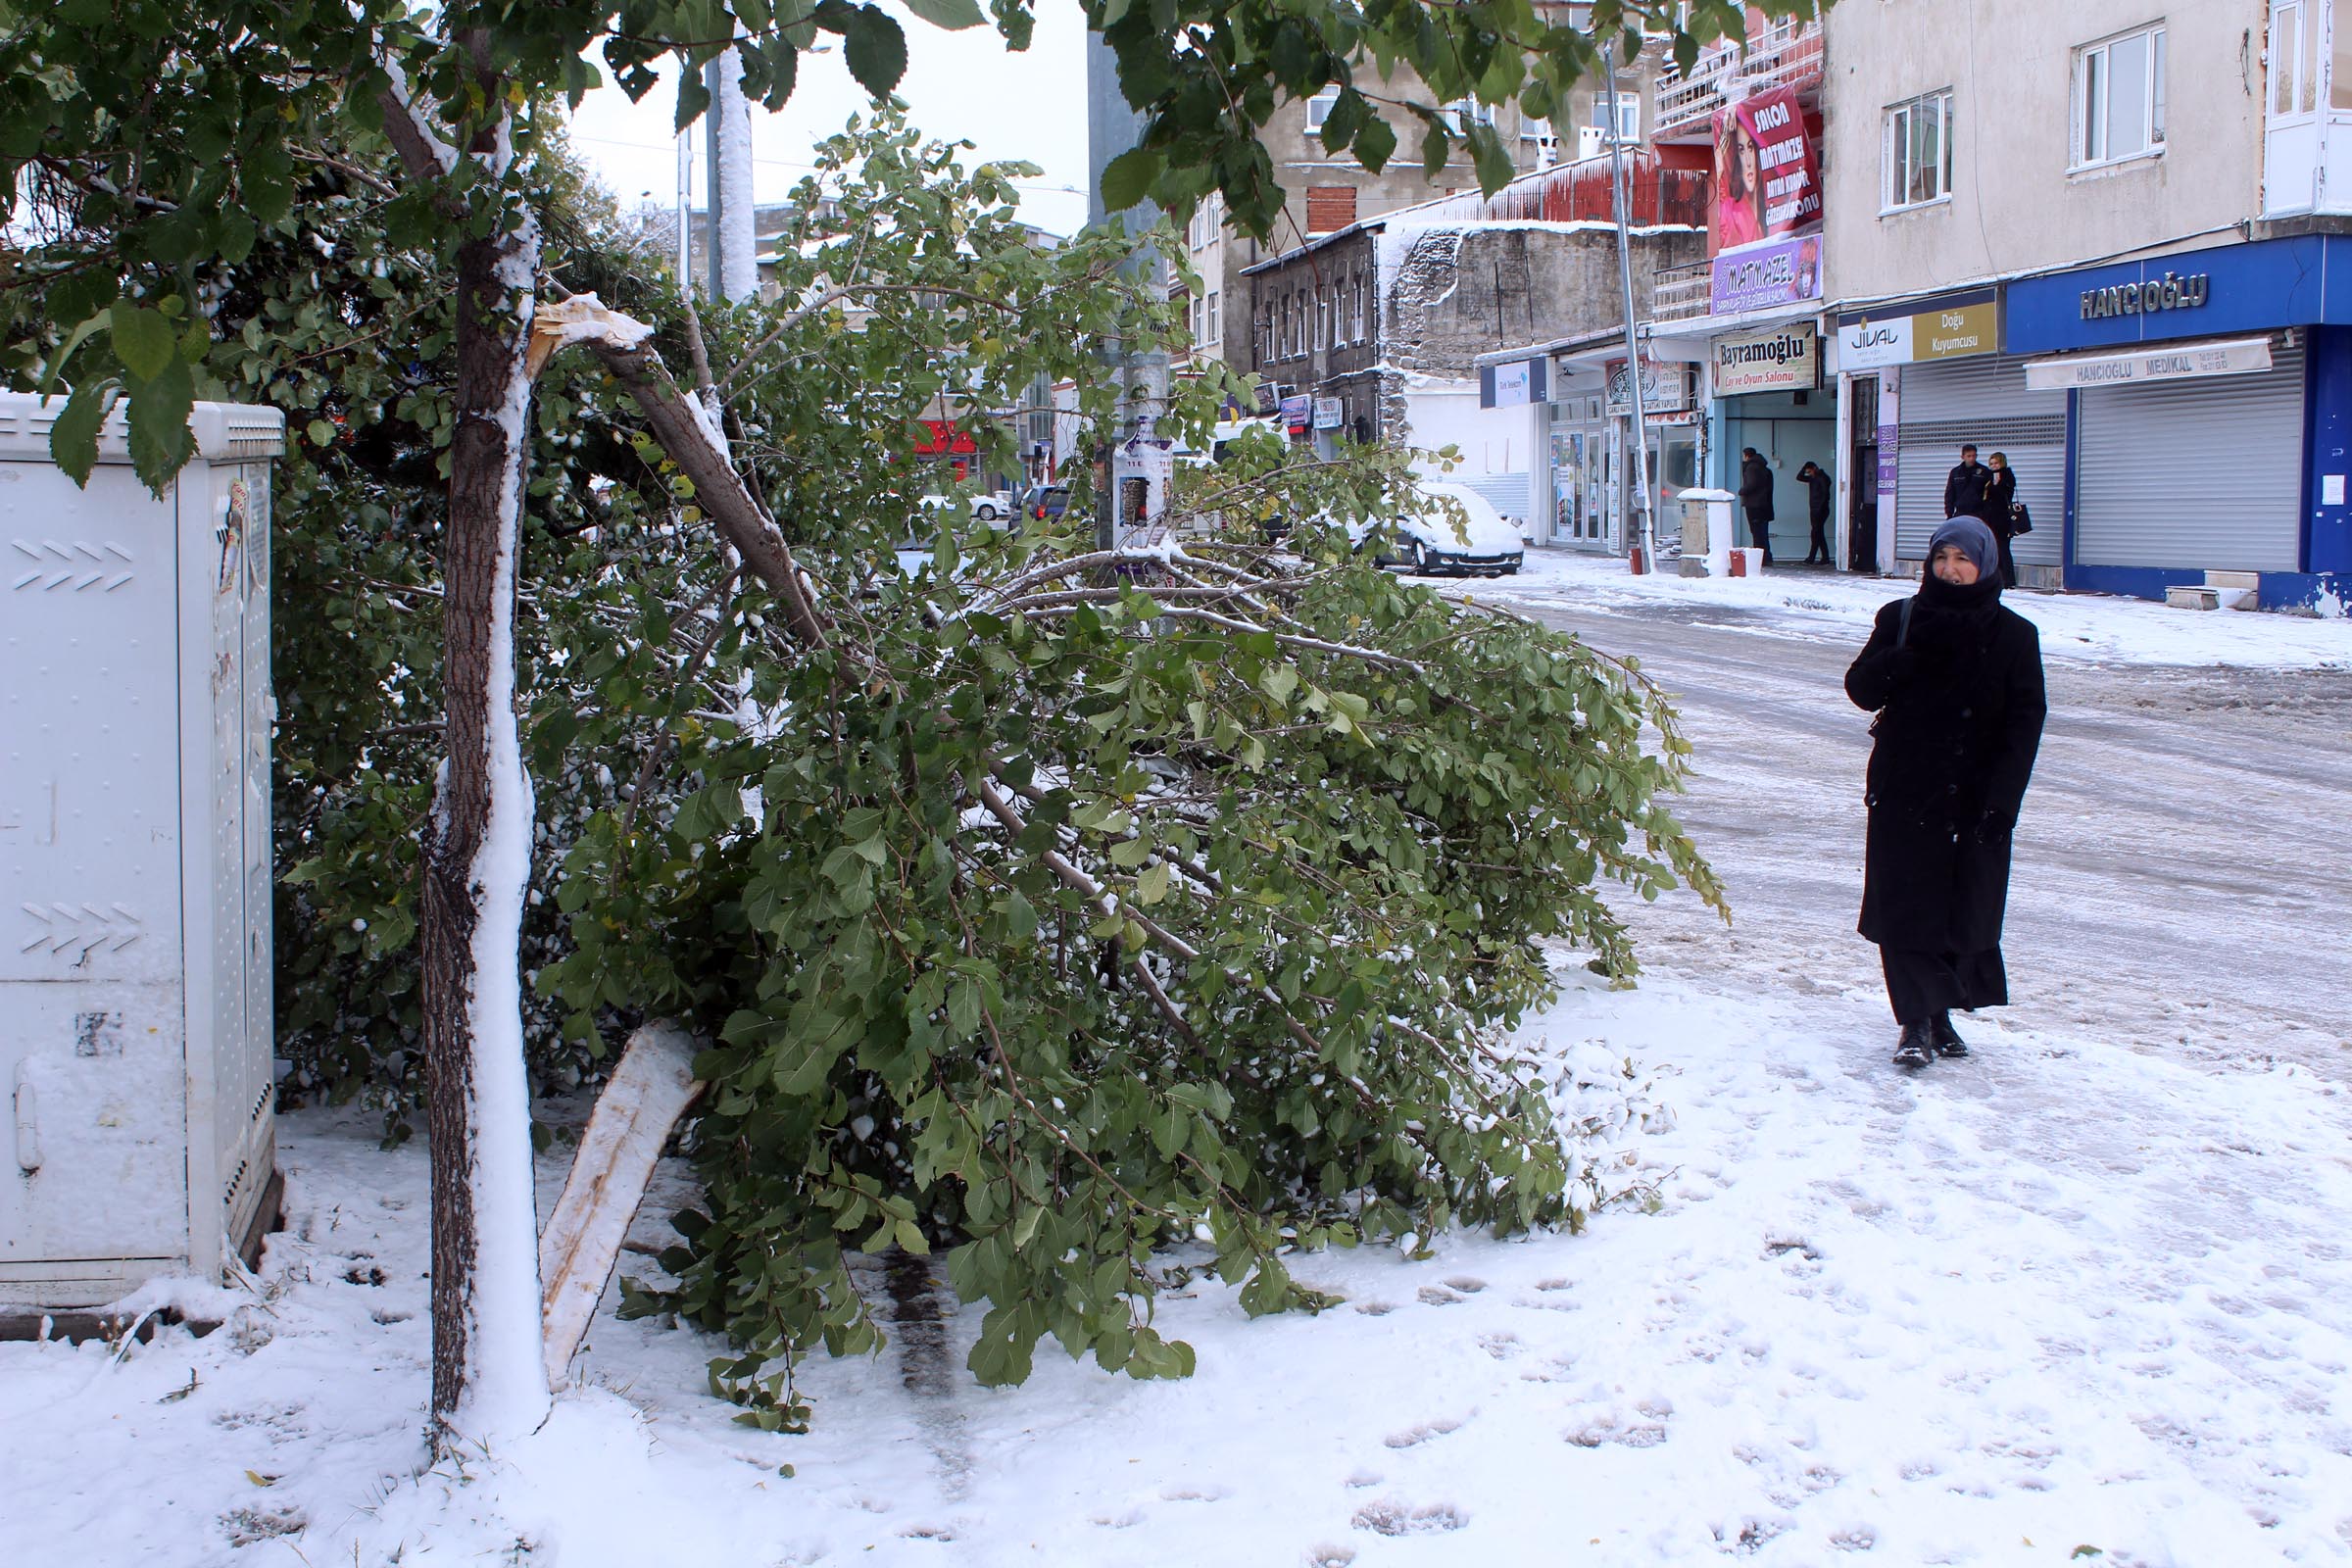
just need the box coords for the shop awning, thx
[2021,336,2274,392]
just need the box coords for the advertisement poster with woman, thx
[1712,87,1820,253]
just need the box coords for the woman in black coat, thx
[1844,516,2047,1068]
[1984,451,2020,588]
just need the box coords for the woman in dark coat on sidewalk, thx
[1844,516,2047,1068]
[1984,451,2020,588]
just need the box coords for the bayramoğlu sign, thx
[2080,270,2210,320]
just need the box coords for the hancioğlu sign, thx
[2022,335,2272,390]
[2079,270,2210,321]
[1712,322,1819,396]
[1711,87,1820,252]
[1710,231,1824,316]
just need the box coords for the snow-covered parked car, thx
[1354,481,1524,576]
[970,488,1014,522]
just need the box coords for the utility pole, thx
[1086,31,1172,551]
[1602,55,1658,574]
[704,49,760,305]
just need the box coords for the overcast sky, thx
[563,2,1093,237]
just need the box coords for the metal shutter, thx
[2074,344,2304,571]
[1894,357,2067,564]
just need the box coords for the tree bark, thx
[419,205,552,1445]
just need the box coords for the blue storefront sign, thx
[2005,234,2352,350]
[1999,234,2352,609]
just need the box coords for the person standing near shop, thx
[1797,460,1834,565]
[1943,443,1992,523]
[1739,446,1776,564]
[1843,516,2047,1069]
[1984,451,2021,588]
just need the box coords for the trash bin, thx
[1676,487,1738,576]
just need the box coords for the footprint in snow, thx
[1353,1299,1396,1316]
[1159,1484,1229,1502]
[1350,1498,1469,1536]
[1383,1417,1463,1448]
[1090,1508,1144,1530]
[1303,1546,1357,1567]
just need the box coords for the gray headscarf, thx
[1927,515,1998,580]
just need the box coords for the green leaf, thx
[39,311,114,396]
[124,358,195,493]
[1099,147,1162,213]
[48,379,119,486]
[307,419,335,448]
[1258,662,1298,705]
[1135,860,1171,905]
[1004,890,1038,942]
[111,305,176,383]
[901,0,983,28]
[1353,113,1397,173]
[1011,1204,1044,1250]
[842,5,908,99]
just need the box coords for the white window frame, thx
[1351,275,1368,342]
[1446,97,1494,135]
[1882,88,1956,213]
[2073,23,2167,170]
[1306,89,1340,132]
[1205,290,1220,346]
[1589,93,1640,143]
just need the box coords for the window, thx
[2075,24,2166,168]
[1351,274,1368,342]
[2271,2,2322,116]
[1205,291,1220,346]
[1187,194,1222,251]
[1317,293,1331,352]
[1883,89,1955,211]
[1590,91,1640,143]
[1445,98,1494,135]
[1305,89,1340,131]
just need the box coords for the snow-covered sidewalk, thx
[6,959,2347,1567]
[1459,550,2352,670]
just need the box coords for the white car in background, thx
[1355,481,1524,576]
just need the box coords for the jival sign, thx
[1837,302,1995,368]
[2080,270,2210,321]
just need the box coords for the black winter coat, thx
[1943,461,1992,520]
[1804,466,1833,523]
[1844,574,2047,953]
[1984,467,2018,535]
[1740,456,1775,519]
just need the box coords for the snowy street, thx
[3,568,2349,1567]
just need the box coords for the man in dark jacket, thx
[1942,443,1993,521]
[1738,447,1775,564]
[1843,516,2047,1069]
[1797,460,1834,565]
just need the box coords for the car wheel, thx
[1406,539,1428,574]
[976,504,998,521]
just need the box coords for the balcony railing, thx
[1653,18,1825,139]
[1650,260,1713,323]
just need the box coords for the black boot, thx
[1931,1012,1970,1058]
[1891,1020,1935,1068]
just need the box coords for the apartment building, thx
[1821,0,2352,608]
[1189,38,1673,388]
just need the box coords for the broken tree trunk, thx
[538,1022,706,1388]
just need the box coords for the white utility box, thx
[1,392,284,1311]
[1675,488,1738,577]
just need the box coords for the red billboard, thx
[1712,88,1820,253]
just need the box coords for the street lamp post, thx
[1602,56,1658,574]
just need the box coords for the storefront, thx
[2004,235,2352,605]
[1706,319,1835,564]
[1478,334,1698,554]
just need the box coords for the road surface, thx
[1493,592,2352,1079]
